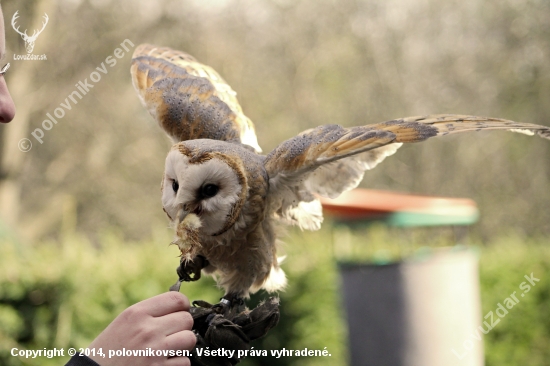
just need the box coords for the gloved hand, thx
[189,297,280,366]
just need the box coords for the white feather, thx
[259,257,288,293]
[269,143,402,230]
[240,118,263,153]
[305,143,402,198]
[509,128,535,136]
[281,199,324,231]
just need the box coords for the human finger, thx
[165,329,197,352]
[164,355,191,366]
[136,292,191,317]
[157,310,194,336]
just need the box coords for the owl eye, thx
[172,180,179,193]
[201,184,219,198]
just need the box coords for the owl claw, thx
[175,255,209,282]
[169,256,209,292]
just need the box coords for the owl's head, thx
[161,141,248,236]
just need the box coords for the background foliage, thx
[0,0,549,241]
[1,227,549,365]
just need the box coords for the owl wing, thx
[264,114,550,230]
[130,44,262,152]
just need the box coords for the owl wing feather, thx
[265,114,550,230]
[130,44,262,152]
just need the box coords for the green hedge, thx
[0,228,345,366]
[0,227,548,365]
[478,234,550,366]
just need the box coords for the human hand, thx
[88,292,196,366]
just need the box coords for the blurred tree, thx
[0,0,55,229]
[0,0,548,242]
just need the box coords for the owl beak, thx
[176,207,189,224]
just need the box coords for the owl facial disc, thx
[162,145,246,237]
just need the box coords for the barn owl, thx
[131,44,550,307]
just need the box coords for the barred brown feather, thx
[265,114,550,178]
[131,44,261,152]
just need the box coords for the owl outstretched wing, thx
[264,114,550,230]
[130,44,262,152]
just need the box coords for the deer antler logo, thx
[11,11,49,54]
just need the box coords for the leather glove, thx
[189,297,280,366]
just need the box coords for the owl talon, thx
[216,295,246,317]
[175,255,209,282]
[190,295,246,318]
[168,279,182,292]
